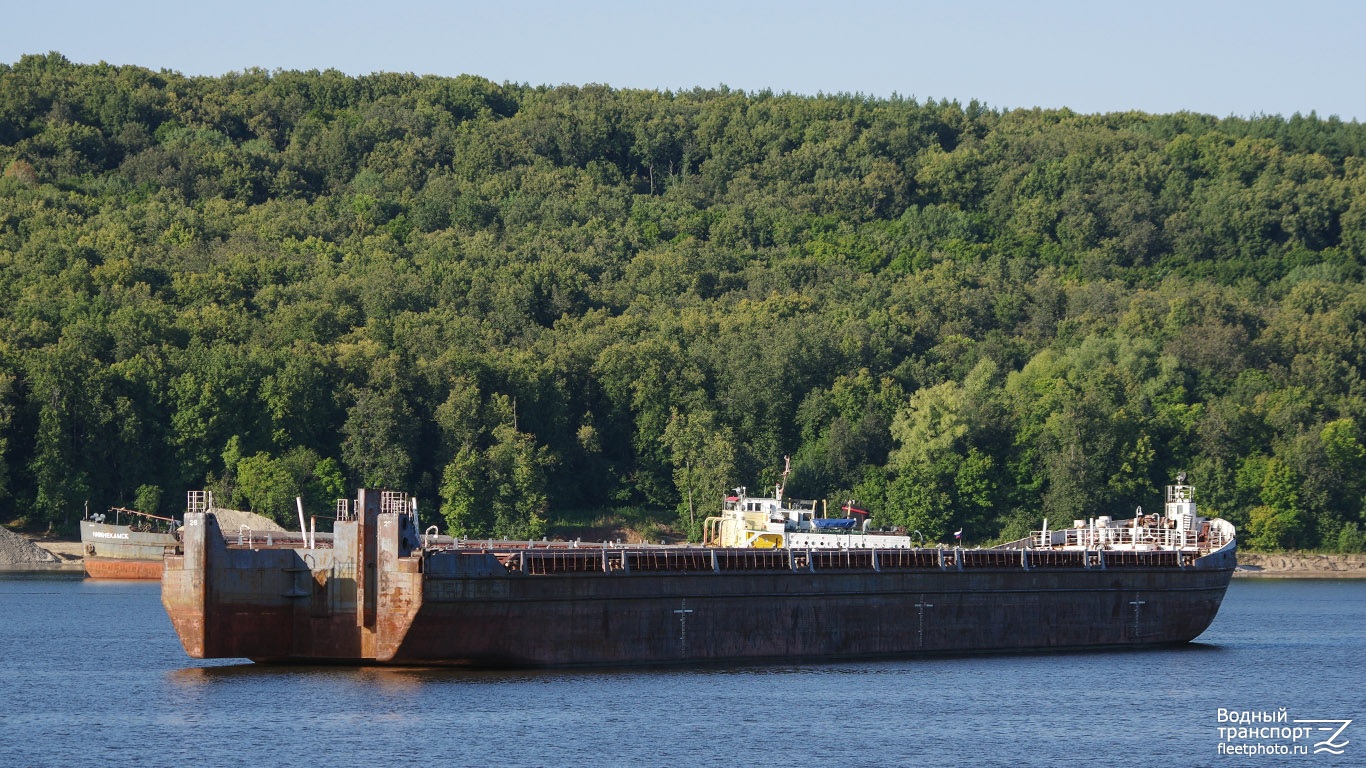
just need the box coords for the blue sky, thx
[5,0,1362,121]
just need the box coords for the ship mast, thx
[775,455,791,503]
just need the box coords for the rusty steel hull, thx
[84,556,165,580]
[162,493,1236,668]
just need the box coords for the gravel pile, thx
[210,508,287,533]
[0,526,60,566]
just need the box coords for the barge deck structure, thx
[162,481,1235,667]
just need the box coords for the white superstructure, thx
[703,466,1235,559]
[1033,482,1235,553]
[703,479,915,550]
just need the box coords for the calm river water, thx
[0,575,1361,767]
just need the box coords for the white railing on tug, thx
[1037,525,1221,551]
[1030,482,1235,554]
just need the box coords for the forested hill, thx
[2,53,1364,551]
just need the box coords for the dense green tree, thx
[231,445,344,524]
[0,368,15,504]
[661,407,737,541]
[438,423,556,539]
[340,366,417,490]
[886,359,1004,540]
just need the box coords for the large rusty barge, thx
[162,480,1235,667]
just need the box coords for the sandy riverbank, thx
[26,536,83,559]
[1232,552,1366,578]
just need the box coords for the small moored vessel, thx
[80,507,180,579]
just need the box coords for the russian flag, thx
[953,529,963,540]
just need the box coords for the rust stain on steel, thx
[84,557,164,580]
